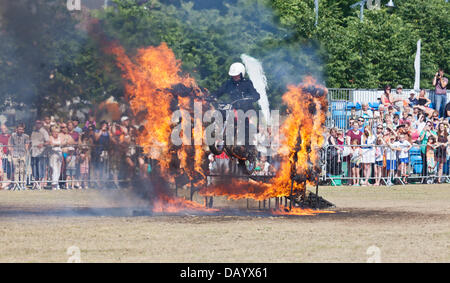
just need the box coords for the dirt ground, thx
[0,184,449,263]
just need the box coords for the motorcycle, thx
[206,97,258,175]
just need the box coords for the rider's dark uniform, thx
[212,76,260,150]
[212,77,260,112]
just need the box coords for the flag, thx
[414,39,421,91]
[315,0,319,26]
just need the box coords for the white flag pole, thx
[414,39,421,91]
[315,0,319,27]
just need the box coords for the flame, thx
[108,39,331,215]
[271,206,335,216]
[199,77,329,201]
[108,42,209,213]
[152,194,218,214]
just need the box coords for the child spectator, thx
[374,137,385,186]
[361,126,375,186]
[79,149,90,189]
[65,149,77,189]
[418,121,437,183]
[350,139,362,186]
[426,136,438,183]
[436,123,449,183]
[385,135,398,186]
[392,133,412,184]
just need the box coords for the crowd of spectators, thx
[0,114,148,190]
[325,69,449,186]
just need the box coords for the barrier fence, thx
[1,141,449,191]
[320,144,450,186]
[0,144,147,190]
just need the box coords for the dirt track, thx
[0,184,448,262]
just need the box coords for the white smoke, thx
[241,54,270,125]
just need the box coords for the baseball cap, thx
[121,116,129,122]
[396,84,403,89]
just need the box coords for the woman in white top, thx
[361,126,376,186]
[48,126,63,190]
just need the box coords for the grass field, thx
[0,184,449,263]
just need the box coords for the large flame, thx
[108,42,211,213]
[108,40,331,215]
[199,78,329,201]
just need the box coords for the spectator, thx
[385,135,398,186]
[399,111,409,125]
[93,121,111,187]
[418,121,437,183]
[346,121,363,145]
[436,123,449,183]
[83,114,96,132]
[86,125,96,142]
[30,120,49,190]
[433,68,448,118]
[65,148,77,189]
[393,114,400,128]
[8,124,30,190]
[357,117,365,131]
[361,103,373,123]
[347,107,358,129]
[426,136,438,182]
[79,134,91,189]
[49,126,63,190]
[0,124,11,187]
[381,85,402,110]
[124,126,139,181]
[67,121,79,143]
[394,84,404,111]
[386,105,396,120]
[408,92,418,107]
[412,106,420,121]
[42,116,52,133]
[60,123,76,188]
[361,125,375,186]
[72,118,83,134]
[374,137,385,186]
[349,139,362,186]
[414,89,434,117]
[445,101,450,122]
[392,133,412,184]
[326,128,341,176]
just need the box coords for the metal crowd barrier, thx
[0,144,147,190]
[320,144,450,186]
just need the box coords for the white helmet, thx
[228,62,246,77]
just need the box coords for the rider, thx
[211,62,260,169]
[212,62,260,112]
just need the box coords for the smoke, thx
[241,54,270,124]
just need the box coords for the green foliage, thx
[0,0,448,112]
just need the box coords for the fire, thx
[108,38,331,215]
[152,194,218,214]
[108,42,209,213]
[199,77,329,202]
[271,206,335,216]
